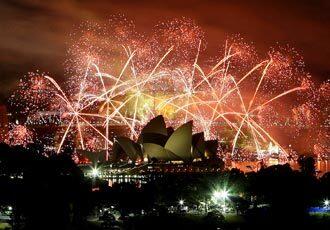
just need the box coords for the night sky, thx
[1,0,330,102]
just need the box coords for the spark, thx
[8,17,326,162]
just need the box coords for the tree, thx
[298,155,316,176]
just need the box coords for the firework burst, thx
[8,17,328,161]
[5,122,34,147]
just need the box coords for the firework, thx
[5,122,34,147]
[8,17,328,161]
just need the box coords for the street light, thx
[324,199,329,208]
[213,189,229,201]
[179,199,184,206]
[212,189,230,213]
[91,167,99,178]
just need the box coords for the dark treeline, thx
[97,164,329,229]
[0,143,329,230]
[0,143,91,230]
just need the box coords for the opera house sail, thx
[112,115,218,163]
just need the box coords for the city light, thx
[179,199,184,206]
[91,167,99,178]
[324,199,329,207]
[212,189,230,213]
[213,189,229,201]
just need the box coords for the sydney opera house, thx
[113,115,218,163]
[79,116,224,180]
[82,115,218,164]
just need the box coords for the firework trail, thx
[8,17,328,161]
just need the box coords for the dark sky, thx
[1,0,330,102]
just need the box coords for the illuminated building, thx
[111,115,218,163]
